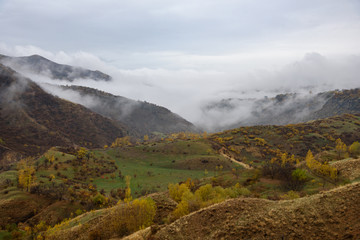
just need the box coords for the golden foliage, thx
[124,175,132,203]
[111,198,156,236]
[168,183,190,203]
[111,136,132,147]
[335,138,348,159]
[170,183,250,221]
[349,141,360,158]
[306,150,338,180]
[17,159,37,192]
[76,147,87,159]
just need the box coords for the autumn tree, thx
[349,141,360,158]
[77,147,87,160]
[335,138,347,159]
[306,149,338,181]
[168,183,190,203]
[110,198,156,237]
[263,152,297,181]
[124,175,132,203]
[290,169,308,190]
[305,150,315,169]
[18,160,37,192]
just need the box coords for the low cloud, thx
[1,45,359,131]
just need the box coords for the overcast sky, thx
[1,0,360,123]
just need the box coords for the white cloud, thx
[2,43,359,128]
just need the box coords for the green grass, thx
[94,140,237,195]
[0,170,17,182]
[0,231,11,240]
[0,187,29,201]
[29,140,239,198]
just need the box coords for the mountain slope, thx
[0,54,111,81]
[203,89,360,131]
[0,64,126,166]
[52,85,198,136]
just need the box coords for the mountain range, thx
[203,89,360,131]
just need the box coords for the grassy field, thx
[27,140,240,198]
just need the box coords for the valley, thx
[0,56,359,240]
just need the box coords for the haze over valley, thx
[0,1,360,239]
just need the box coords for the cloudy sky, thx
[1,0,360,124]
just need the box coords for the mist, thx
[1,49,359,132]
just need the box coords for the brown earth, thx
[331,158,360,180]
[0,194,52,228]
[150,182,360,240]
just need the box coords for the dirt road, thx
[219,148,253,169]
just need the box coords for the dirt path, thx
[219,148,253,170]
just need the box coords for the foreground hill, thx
[0,54,111,82]
[56,85,198,136]
[151,182,360,240]
[0,64,127,167]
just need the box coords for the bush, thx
[289,168,308,191]
[281,190,300,200]
[349,141,360,158]
[168,183,190,202]
[170,183,251,221]
[111,198,157,237]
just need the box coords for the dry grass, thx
[151,182,360,240]
[331,158,360,180]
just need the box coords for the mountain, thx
[203,89,360,131]
[0,64,126,167]
[0,54,111,81]
[51,85,198,136]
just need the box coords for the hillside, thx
[208,113,360,168]
[0,113,359,239]
[203,89,360,131]
[56,85,198,136]
[151,182,360,239]
[0,64,127,167]
[0,54,111,82]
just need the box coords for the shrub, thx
[349,141,360,158]
[281,190,300,200]
[289,168,308,191]
[111,198,157,237]
[170,183,251,221]
[168,183,190,202]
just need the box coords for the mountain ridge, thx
[0,54,111,82]
[203,89,360,131]
[55,85,198,136]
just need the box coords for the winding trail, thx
[219,148,253,169]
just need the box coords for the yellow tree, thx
[124,175,132,203]
[77,147,87,159]
[349,141,360,158]
[18,164,36,192]
[202,131,208,139]
[335,138,347,159]
[305,150,315,169]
